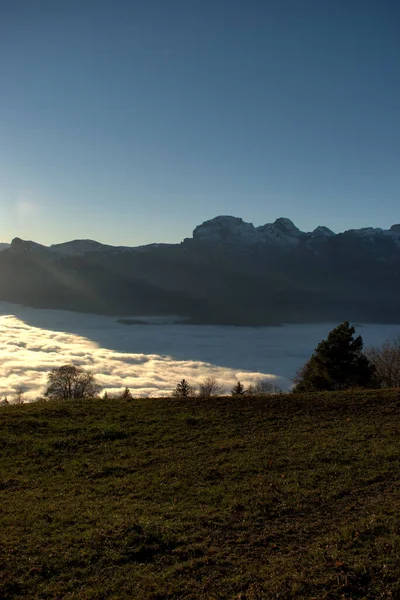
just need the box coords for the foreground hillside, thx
[1,390,400,599]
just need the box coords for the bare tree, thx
[366,336,400,388]
[44,365,102,400]
[247,379,282,396]
[13,387,25,404]
[198,376,223,399]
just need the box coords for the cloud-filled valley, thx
[1,302,400,401]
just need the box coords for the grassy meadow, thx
[1,389,400,599]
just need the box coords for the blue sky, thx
[0,0,399,246]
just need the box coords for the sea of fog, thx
[1,301,400,400]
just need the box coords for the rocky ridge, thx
[5,216,400,257]
[192,215,400,248]
[1,215,399,326]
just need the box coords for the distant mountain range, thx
[1,215,399,325]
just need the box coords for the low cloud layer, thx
[0,309,278,400]
[1,302,399,401]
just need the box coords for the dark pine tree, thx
[120,387,133,400]
[293,321,377,392]
[173,379,192,398]
[231,381,246,396]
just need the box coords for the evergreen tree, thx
[231,381,246,396]
[120,387,133,400]
[173,379,192,398]
[293,321,377,392]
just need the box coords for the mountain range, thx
[1,215,399,325]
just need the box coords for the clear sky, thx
[0,0,399,246]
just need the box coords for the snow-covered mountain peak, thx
[311,226,335,238]
[7,217,400,258]
[346,227,383,236]
[192,215,257,243]
[256,218,303,246]
[194,215,305,246]
[273,217,301,234]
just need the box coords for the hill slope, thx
[1,390,400,599]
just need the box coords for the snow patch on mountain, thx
[343,226,400,247]
[257,218,304,246]
[193,215,306,246]
[346,227,383,237]
[7,216,400,256]
[311,226,335,238]
[193,216,257,243]
[193,216,400,249]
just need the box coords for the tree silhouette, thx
[13,387,25,404]
[44,365,102,400]
[231,381,246,396]
[198,377,223,399]
[293,321,376,392]
[246,380,282,395]
[366,336,400,388]
[120,387,133,400]
[173,379,192,398]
